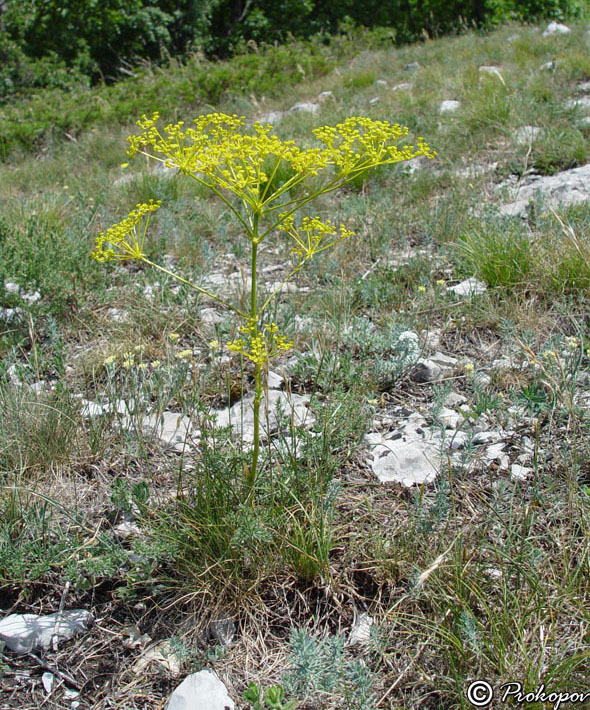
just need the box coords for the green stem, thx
[247,214,261,500]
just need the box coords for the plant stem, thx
[248,214,262,499]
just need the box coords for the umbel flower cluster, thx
[92,111,434,491]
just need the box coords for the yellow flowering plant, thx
[92,112,434,494]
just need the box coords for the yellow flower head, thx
[124,112,435,209]
[175,349,192,360]
[151,360,161,368]
[418,285,426,292]
[227,320,293,365]
[169,333,180,341]
[313,117,436,177]
[92,200,161,263]
[103,355,116,366]
[278,214,354,261]
[464,362,474,373]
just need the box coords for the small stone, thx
[317,90,334,102]
[369,97,380,105]
[375,79,388,86]
[411,360,442,383]
[444,391,467,408]
[440,100,460,114]
[474,372,492,387]
[289,101,320,114]
[540,61,555,71]
[114,519,141,539]
[449,431,469,450]
[542,21,570,37]
[578,81,590,93]
[4,281,20,295]
[437,407,461,429]
[365,427,441,487]
[64,689,80,701]
[511,463,532,480]
[133,641,182,677]
[0,306,24,321]
[42,672,54,694]
[214,390,313,444]
[21,290,41,304]
[166,670,234,710]
[391,82,412,92]
[514,125,544,145]
[0,610,93,654]
[429,351,458,370]
[29,381,48,395]
[122,624,152,649]
[565,96,590,110]
[200,307,223,324]
[447,278,487,297]
[473,431,501,445]
[499,164,590,216]
[7,363,21,386]
[259,111,285,125]
[405,62,420,71]
[209,618,235,647]
[266,370,284,390]
[484,442,509,469]
[143,412,197,452]
[479,65,504,84]
[346,612,374,648]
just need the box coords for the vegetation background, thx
[0,0,586,100]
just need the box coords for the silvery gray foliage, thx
[283,627,379,709]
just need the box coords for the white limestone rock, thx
[565,96,590,111]
[542,21,570,37]
[213,390,313,443]
[365,415,441,487]
[439,100,460,114]
[447,278,487,297]
[289,101,320,114]
[0,610,92,654]
[166,670,234,710]
[317,90,334,102]
[499,163,590,216]
[511,463,533,480]
[143,412,197,452]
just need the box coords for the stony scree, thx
[499,163,590,216]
